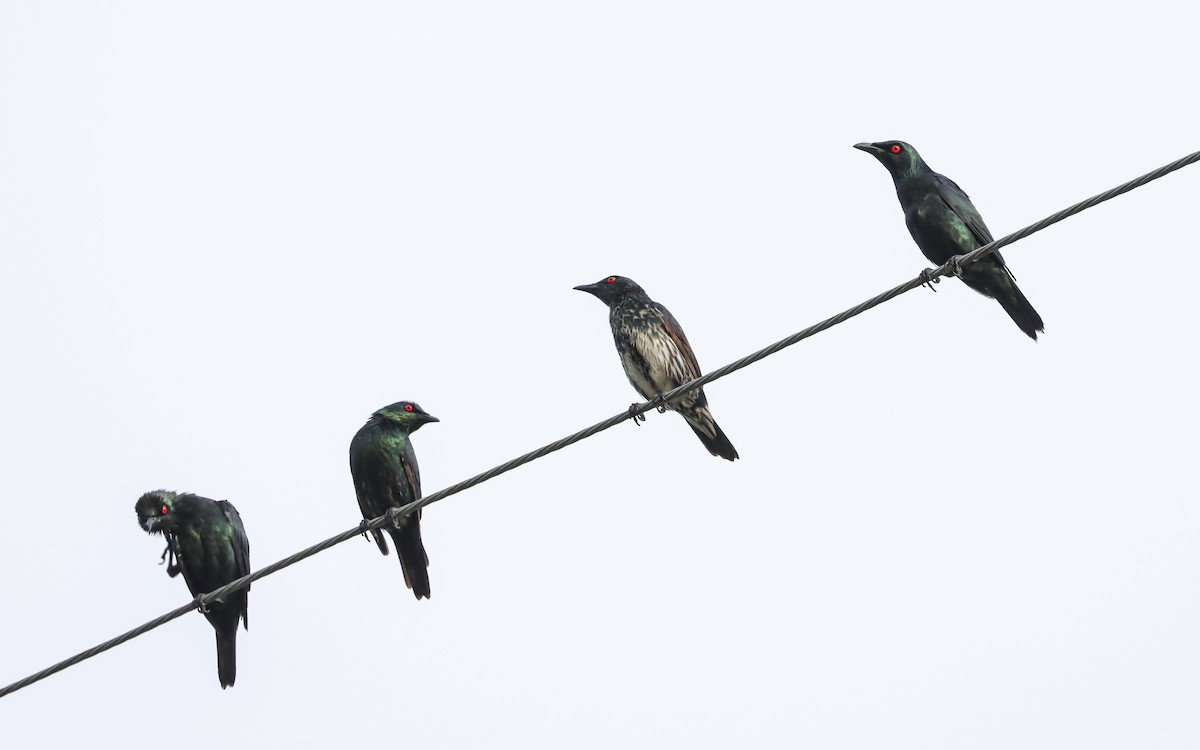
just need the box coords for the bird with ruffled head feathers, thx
[135,490,250,688]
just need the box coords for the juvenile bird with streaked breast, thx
[854,140,1045,340]
[349,400,439,599]
[574,275,738,461]
[135,490,250,689]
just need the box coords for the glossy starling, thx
[135,490,250,689]
[349,400,439,599]
[854,140,1045,340]
[574,275,738,461]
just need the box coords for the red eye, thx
[890,144,902,154]
[404,404,414,412]
[160,504,169,515]
[606,276,616,283]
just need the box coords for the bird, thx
[574,275,738,460]
[135,490,250,689]
[349,400,439,599]
[854,140,1045,340]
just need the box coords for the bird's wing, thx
[651,302,702,384]
[218,500,252,628]
[935,174,1014,272]
[218,501,251,582]
[936,174,994,245]
[400,440,423,521]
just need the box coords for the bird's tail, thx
[370,528,389,555]
[994,276,1044,341]
[215,628,237,689]
[965,264,1045,341]
[681,406,739,461]
[389,519,431,600]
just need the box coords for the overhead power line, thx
[2,148,1197,700]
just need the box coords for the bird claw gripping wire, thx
[627,403,647,426]
[5,150,1196,702]
[946,254,967,278]
[919,267,941,292]
[195,596,211,615]
[358,519,370,540]
[651,394,669,414]
[389,508,407,529]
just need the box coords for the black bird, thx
[135,490,250,689]
[349,400,439,599]
[854,140,1045,340]
[574,275,738,461]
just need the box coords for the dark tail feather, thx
[682,407,739,461]
[215,628,237,689]
[370,528,389,555]
[995,280,1044,341]
[390,521,431,600]
[966,264,1044,341]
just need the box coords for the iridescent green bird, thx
[855,140,1045,340]
[135,490,250,689]
[349,400,439,600]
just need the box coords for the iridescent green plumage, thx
[855,140,1045,340]
[349,400,439,599]
[135,490,250,688]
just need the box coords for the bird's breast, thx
[906,201,972,265]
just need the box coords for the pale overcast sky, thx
[2,2,1198,748]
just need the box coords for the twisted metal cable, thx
[653,148,1200,397]
[2,148,1196,700]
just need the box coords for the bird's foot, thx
[919,267,941,292]
[390,508,407,530]
[651,393,669,413]
[195,596,210,615]
[627,403,647,426]
[946,254,967,277]
[358,519,370,540]
[159,543,181,577]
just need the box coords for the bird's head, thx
[573,275,646,307]
[372,401,440,433]
[853,140,929,181]
[136,490,182,535]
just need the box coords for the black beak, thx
[573,283,600,296]
[853,142,884,155]
[421,414,440,424]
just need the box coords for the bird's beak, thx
[853,142,884,155]
[573,283,600,296]
[421,414,440,424]
[143,517,159,533]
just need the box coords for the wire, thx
[2,148,1196,700]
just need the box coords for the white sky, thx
[2,2,1198,748]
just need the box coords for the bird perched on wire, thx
[854,140,1045,340]
[349,400,439,599]
[574,275,738,461]
[135,490,250,689]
